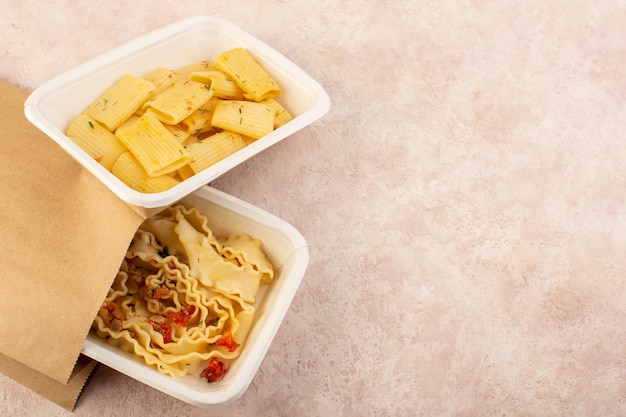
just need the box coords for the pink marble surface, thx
[2,1,626,416]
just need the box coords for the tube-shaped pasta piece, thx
[85,74,155,131]
[112,152,180,193]
[211,100,274,139]
[177,164,195,181]
[179,97,220,135]
[215,48,281,102]
[190,70,245,100]
[66,114,127,171]
[163,123,191,144]
[144,78,214,125]
[115,114,140,131]
[115,111,190,176]
[173,60,218,80]
[143,67,177,95]
[122,114,190,144]
[186,131,246,174]
[260,98,294,128]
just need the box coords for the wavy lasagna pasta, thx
[92,205,274,380]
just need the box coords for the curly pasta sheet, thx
[92,204,274,379]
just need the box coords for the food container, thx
[81,185,309,407]
[23,16,330,208]
[20,16,322,407]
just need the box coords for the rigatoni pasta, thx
[65,47,293,193]
[261,98,294,129]
[163,123,191,145]
[186,131,246,174]
[143,67,177,95]
[143,78,214,125]
[85,74,155,131]
[179,97,221,135]
[215,47,281,102]
[173,60,217,80]
[115,112,190,177]
[112,152,181,193]
[190,70,245,100]
[66,114,127,170]
[211,100,275,139]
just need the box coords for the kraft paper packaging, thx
[0,352,97,410]
[0,80,146,409]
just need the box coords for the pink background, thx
[1,1,626,416]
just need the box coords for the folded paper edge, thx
[0,352,98,411]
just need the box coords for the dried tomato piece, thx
[167,305,196,327]
[105,302,124,331]
[216,330,238,352]
[148,320,173,343]
[201,357,226,383]
[151,287,170,300]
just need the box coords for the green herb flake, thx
[88,121,94,129]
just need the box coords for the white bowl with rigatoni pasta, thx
[24,16,330,209]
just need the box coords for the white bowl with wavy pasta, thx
[23,16,329,209]
[81,185,309,407]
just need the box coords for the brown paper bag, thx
[0,352,97,410]
[0,80,146,409]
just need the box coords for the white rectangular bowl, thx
[81,185,309,407]
[24,16,330,208]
